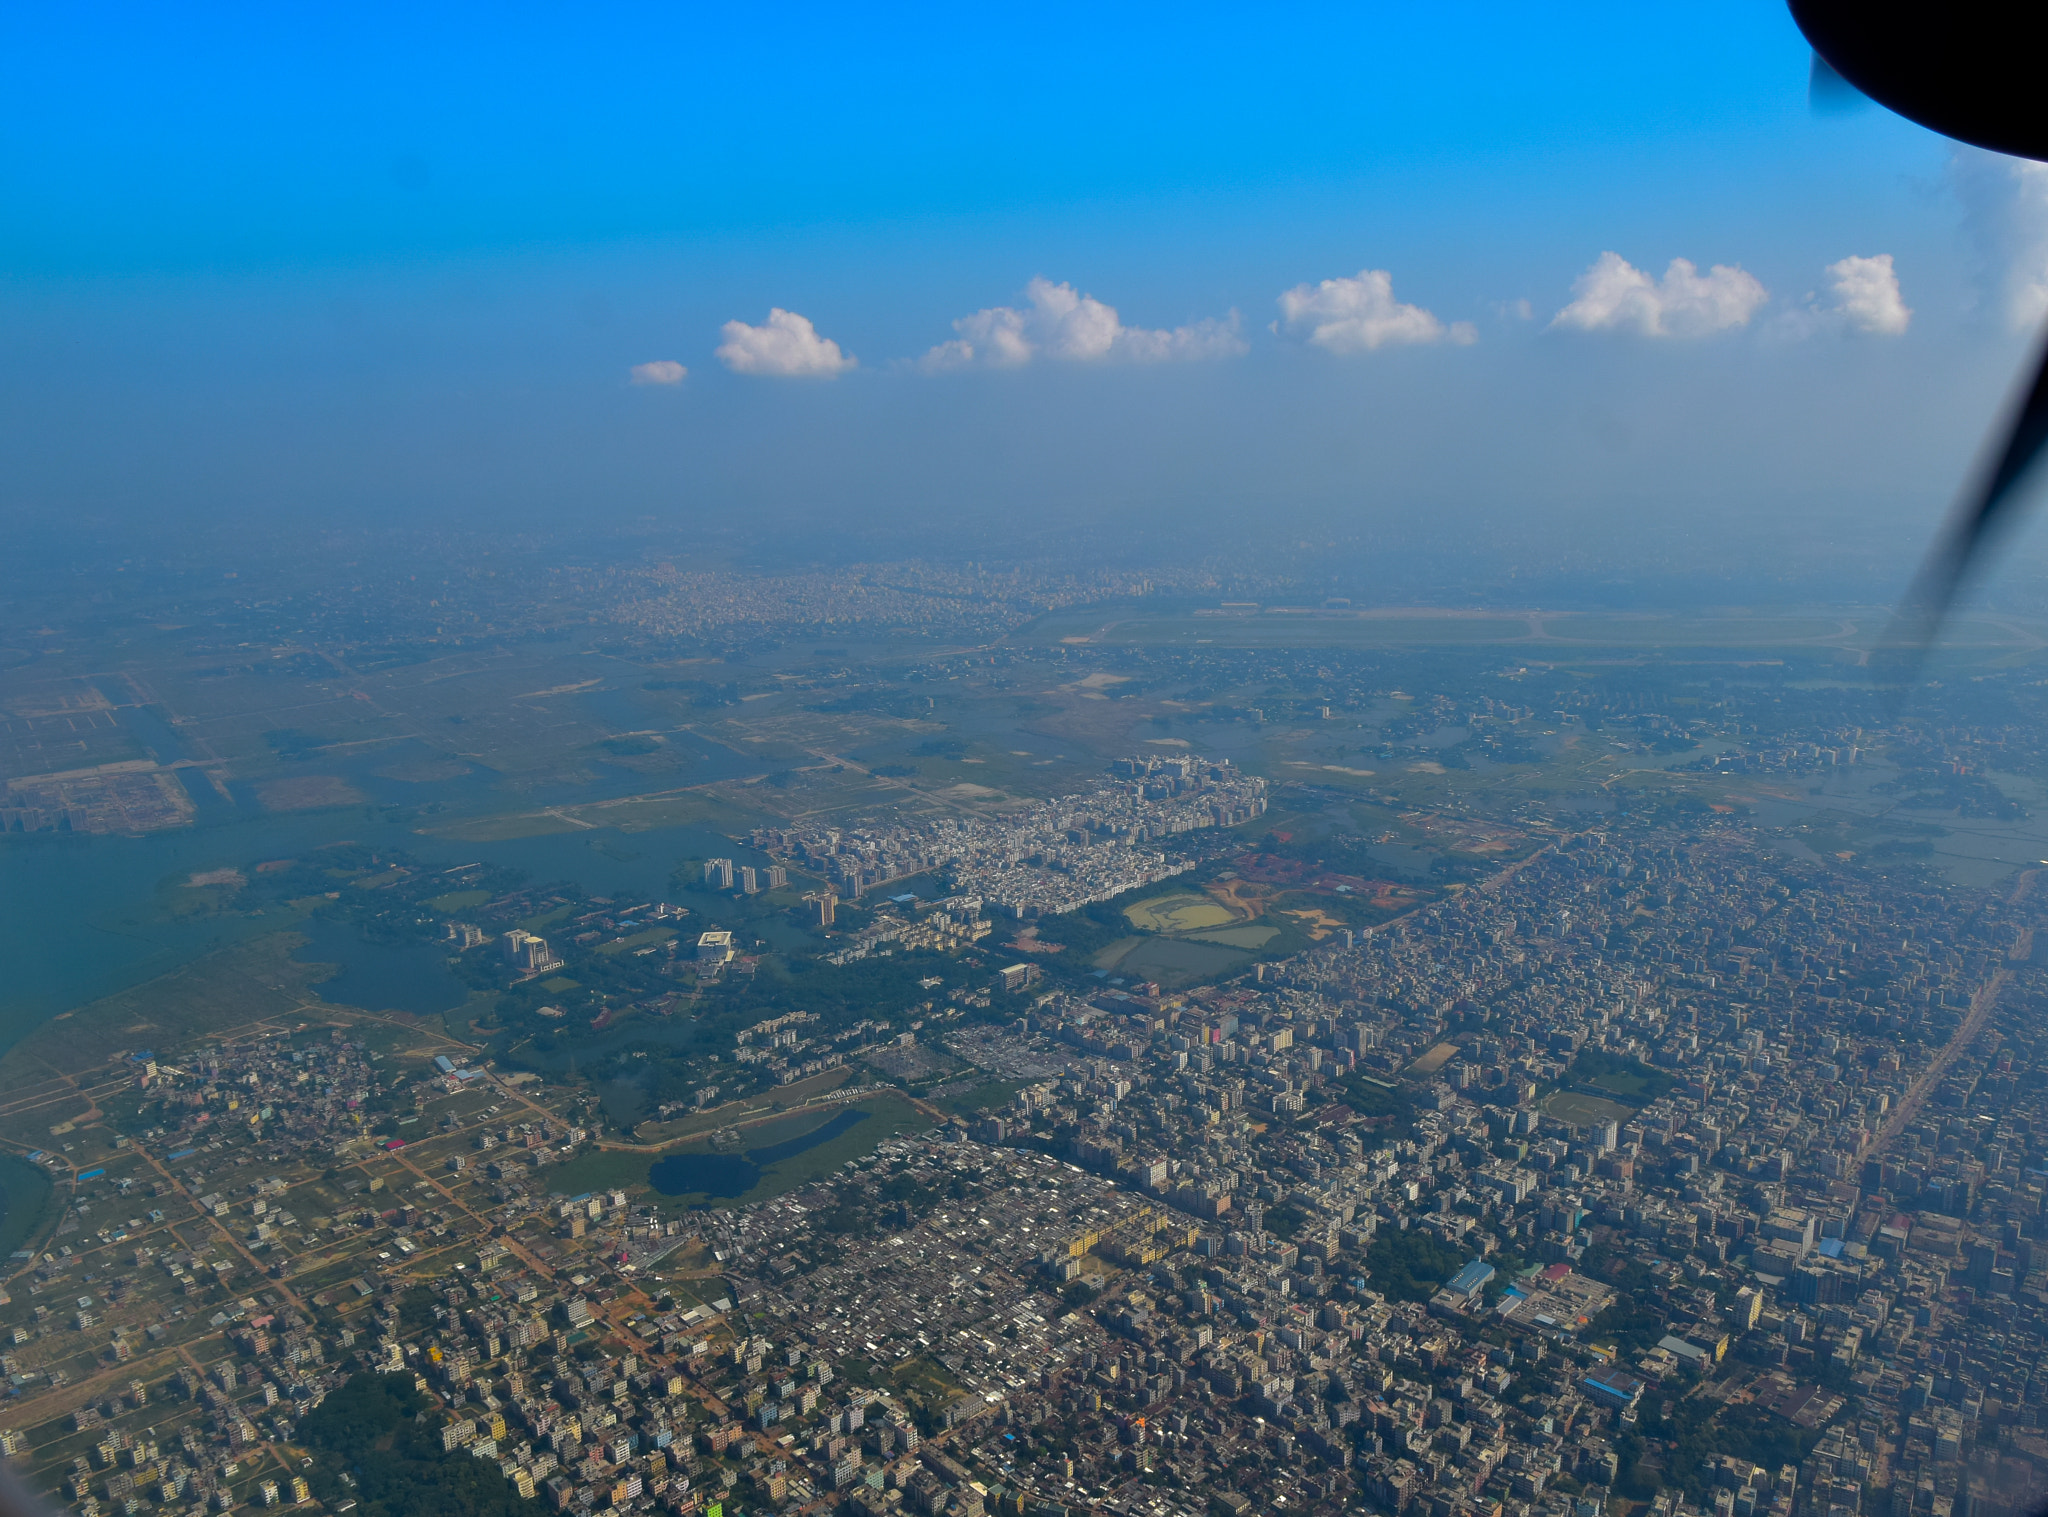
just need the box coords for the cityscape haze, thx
[4,13,2048,1517]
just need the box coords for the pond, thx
[647,1108,872,1198]
[646,1152,761,1199]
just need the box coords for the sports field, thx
[1409,1043,1459,1075]
[1124,894,1236,933]
[1542,1090,1638,1128]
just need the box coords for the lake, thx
[647,1108,872,1198]
[0,813,753,1057]
[291,917,471,1017]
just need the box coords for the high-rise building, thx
[502,929,558,974]
[766,865,788,889]
[705,858,734,890]
[739,866,760,894]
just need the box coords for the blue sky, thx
[5,1,2045,587]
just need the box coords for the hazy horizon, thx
[10,3,2048,610]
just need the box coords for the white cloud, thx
[1949,149,2048,329]
[1824,254,1910,335]
[629,360,688,385]
[1550,252,1768,337]
[715,309,856,378]
[1771,254,1911,340]
[1273,268,1473,352]
[919,277,1245,370]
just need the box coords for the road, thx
[130,1141,308,1312]
[1873,867,2036,1153]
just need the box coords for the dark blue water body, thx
[647,1109,872,1197]
[647,1152,760,1198]
[290,917,470,1016]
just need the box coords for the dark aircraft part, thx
[1881,333,2048,679]
[1788,1,2048,160]
[1791,1,2048,677]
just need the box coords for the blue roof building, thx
[1582,1367,1648,1409]
[1446,1259,1496,1299]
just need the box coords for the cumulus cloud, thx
[1273,268,1473,352]
[1771,254,1911,340]
[919,277,1245,370]
[1949,149,2048,329]
[715,309,856,377]
[629,360,688,385]
[1550,252,1768,337]
[1823,254,1911,335]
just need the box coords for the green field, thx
[1185,924,1280,948]
[1103,936,1249,988]
[1542,1090,1639,1129]
[626,1067,856,1145]
[597,926,676,955]
[548,1093,935,1212]
[427,889,491,912]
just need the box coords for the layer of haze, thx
[6,1,2048,598]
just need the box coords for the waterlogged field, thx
[1123,893,1237,933]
